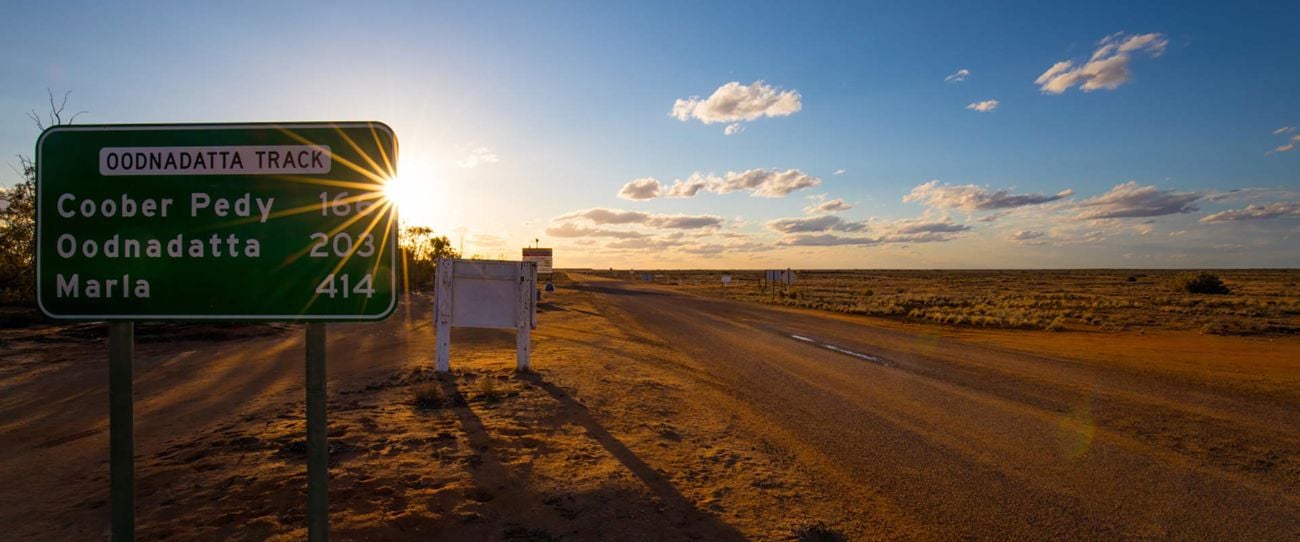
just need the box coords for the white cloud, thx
[724,123,745,136]
[1035,32,1168,94]
[778,234,881,247]
[665,174,712,197]
[775,214,971,247]
[1200,202,1300,223]
[832,168,846,175]
[647,215,726,229]
[606,237,688,250]
[712,169,821,197]
[1008,230,1045,241]
[1274,126,1295,135]
[966,99,1000,112]
[904,180,1074,211]
[1268,134,1300,154]
[804,198,854,214]
[618,177,662,200]
[671,80,802,134]
[556,208,724,230]
[886,215,971,235]
[680,241,769,255]
[1079,230,1107,243]
[945,68,971,83]
[767,215,867,234]
[455,146,499,168]
[622,169,820,200]
[544,223,648,239]
[1074,181,1201,219]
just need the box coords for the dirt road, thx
[2,275,1297,540]
[577,276,1300,540]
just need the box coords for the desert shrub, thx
[412,384,445,409]
[792,522,844,542]
[1173,272,1231,295]
[0,173,36,305]
[478,377,500,403]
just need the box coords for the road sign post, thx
[36,122,398,540]
[109,321,134,542]
[305,323,328,542]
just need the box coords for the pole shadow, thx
[517,372,747,541]
[433,373,747,541]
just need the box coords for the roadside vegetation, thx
[603,269,1300,336]
[398,225,459,290]
[0,158,35,306]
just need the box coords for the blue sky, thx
[3,1,1298,267]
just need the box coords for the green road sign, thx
[36,122,400,321]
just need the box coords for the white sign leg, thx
[516,324,531,371]
[516,262,533,371]
[435,259,453,372]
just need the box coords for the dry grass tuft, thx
[411,383,445,409]
[792,522,845,542]
[478,377,501,403]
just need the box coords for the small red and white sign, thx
[522,248,553,274]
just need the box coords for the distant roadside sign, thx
[766,269,797,287]
[36,122,399,320]
[522,247,553,274]
[721,274,732,286]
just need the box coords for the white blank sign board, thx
[435,258,538,371]
[451,260,527,329]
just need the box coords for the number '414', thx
[315,273,375,298]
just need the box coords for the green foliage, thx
[1173,272,1231,295]
[2,90,85,306]
[0,158,36,304]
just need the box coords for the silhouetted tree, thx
[1,90,86,304]
[0,157,36,303]
[399,225,459,290]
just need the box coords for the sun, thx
[382,156,442,229]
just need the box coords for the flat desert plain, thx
[1,271,1298,540]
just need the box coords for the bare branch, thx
[26,110,44,131]
[68,110,89,124]
[47,88,58,126]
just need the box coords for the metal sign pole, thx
[305,323,329,541]
[109,321,135,541]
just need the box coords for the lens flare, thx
[383,157,439,229]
